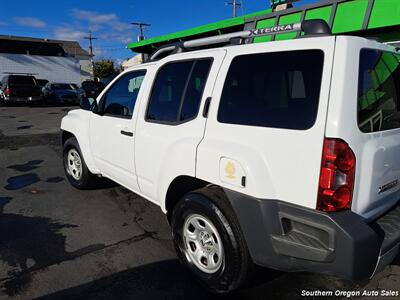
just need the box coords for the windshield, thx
[52,84,74,90]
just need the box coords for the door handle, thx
[120,130,133,137]
[203,97,212,118]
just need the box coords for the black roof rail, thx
[3,72,39,76]
[149,19,331,61]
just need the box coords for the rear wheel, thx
[171,186,251,294]
[63,137,97,189]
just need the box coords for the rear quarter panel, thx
[197,37,336,209]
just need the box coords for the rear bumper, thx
[7,96,42,102]
[224,189,400,280]
[49,96,80,105]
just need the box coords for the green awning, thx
[128,0,400,54]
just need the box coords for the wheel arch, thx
[165,176,209,222]
[61,130,75,146]
[60,110,99,174]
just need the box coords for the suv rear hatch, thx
[9,75,42,98]
[326,37,400,220]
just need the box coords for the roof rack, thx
[3,72,39,76]
[150,19,331,61]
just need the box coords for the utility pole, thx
[226,0,242,17]
[131,22,151,63]
[84,31,97,80]
[131,22,151,41]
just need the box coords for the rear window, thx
[358,49,400,133]
[9,76,36,85]
[146,59,212,123]
[217,50,324,130]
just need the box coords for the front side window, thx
[218,50,324,130]
[358,49,400,133]
[102,70,146,118]
[146,59,212,123]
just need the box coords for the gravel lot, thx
[0,106,399,300]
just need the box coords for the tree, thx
[93,59,117,79]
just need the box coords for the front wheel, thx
[171,187,251,294]
[63,137,97,189]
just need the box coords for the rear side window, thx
[146,59,212,123]
[358,49,400,133]
[218,50,324,130]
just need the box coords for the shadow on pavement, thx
[36,258,370,300]
[0,197,103,297]
[39,260,223,300]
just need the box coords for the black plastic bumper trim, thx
[223,188,399,280]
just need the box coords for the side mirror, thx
[80,97,98,112]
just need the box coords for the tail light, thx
[4,88,11,96]
[317,138,356,212]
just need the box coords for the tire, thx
[171,186,251,294]
[63,137,97,189]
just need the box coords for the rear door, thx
[197,37,336,209]
[135,50,226,204]
[327,37,400,220]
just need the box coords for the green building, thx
[128,0,400,54]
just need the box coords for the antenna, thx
[131,22,151,41]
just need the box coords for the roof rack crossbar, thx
[3,72,39,75]
[150,19,331,61]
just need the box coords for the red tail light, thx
[4,88,11,96]
[317,138,356,212]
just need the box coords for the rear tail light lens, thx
[317,138,356,212]
[4,88,11,96]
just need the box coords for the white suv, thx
[61,20,400,294]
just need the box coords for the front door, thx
[89,70,147,190]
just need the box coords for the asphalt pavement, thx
[0,106,399,300]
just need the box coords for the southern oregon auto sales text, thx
[301,290,399,297]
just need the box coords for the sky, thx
[0,0,319,63]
